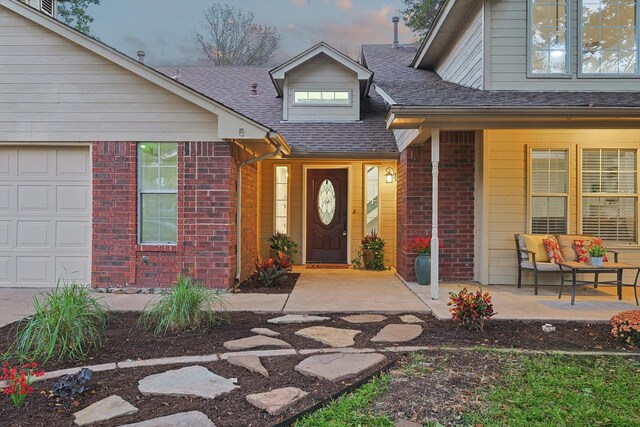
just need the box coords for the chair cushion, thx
[574,239,608,263]
[557,234,586,261]
[522,234,551,262]
[520,261,561,271]
[543,236,565,263]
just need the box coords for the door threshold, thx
[306,264,350,269]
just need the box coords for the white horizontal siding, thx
[436,6,484,89]
[488,0,640,90]
[0,7,219,142]
[285,53,359,122]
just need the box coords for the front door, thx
[306,169,348,263]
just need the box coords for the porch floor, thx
[408,282,639,323]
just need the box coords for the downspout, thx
[235,141,284,282]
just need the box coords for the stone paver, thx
[74,395,138,426]
[267,314,330,324]
[223,335,292,351]
[395,420,423,427]
[227,355,269,377]
[295,353,387,381]
[371,324,422,343]
[399,315,424,324]
[245,387,309,415]
[117,355,218,369]
[340,314,388,323]
[138,366,237,399]
[295,326,361,347]
[251,327,280,337]
[118,411,216,427]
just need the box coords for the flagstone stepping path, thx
[268,314,331,324]
[246,387,309,415]
[340,314,388,323]
[295,326,361,347]
[395,420,423,427]
[371,324,423,343]
[295,353,387,381]
[227,355,269,377]
[119,411,216,427]
[138,366,237,399]
[399,315,424,324]
[250,327,280,337]
[223,335,292,351]
[74,395,138,426]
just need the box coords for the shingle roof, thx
[362,44,640,108]
[155,66,398,156]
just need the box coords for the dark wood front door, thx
[307,169,348,263]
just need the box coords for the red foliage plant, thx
[448,288,496,332]
[610,310,640,347]
[404,236,443,255]
[1,361,44,409]
[255,252,291,288]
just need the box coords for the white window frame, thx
[274,165,289,235]
[578,0,640,77]
[292,90,352,107]
[527,0,572,77]
[137,142,178,245]
[364,165,381,235]
[528,147,570,234]
[578,148,639,243]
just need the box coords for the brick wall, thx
[396,131,475,282]
[92,141,257,289]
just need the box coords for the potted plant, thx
[359,232,385,270]
[406,237,442,285]
[268,232,297,262]
[588,238,606,267]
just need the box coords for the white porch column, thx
[431,129,440,300]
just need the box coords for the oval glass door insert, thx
[318,179,336,225]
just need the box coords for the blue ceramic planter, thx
[414,254,431,285]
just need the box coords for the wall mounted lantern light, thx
[385,167,396,183]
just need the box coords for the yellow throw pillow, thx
[523,234,550,262]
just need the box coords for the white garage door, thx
[0,147,91,287]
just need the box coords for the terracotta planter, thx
[362,249,375,270]
[414,254,431,285]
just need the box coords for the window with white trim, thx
[529,0,570,74]
[293,90,350,105]
[580,0,639,74]
[274,165,288,234]
[581,149,637,242]
[365,166,379,235]
[138,143,178,244]
[530,149,569,234]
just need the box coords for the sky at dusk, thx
[86,0,414,66]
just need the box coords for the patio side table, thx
[558,261,640,306]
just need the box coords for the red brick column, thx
[396,131,475,282]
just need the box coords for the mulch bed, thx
[0,355,395,427]
[0,312,634,373]
[235,273,300,294]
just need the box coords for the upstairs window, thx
[580,0,639,74]
[293,90,351,106]
[529,0,570,74]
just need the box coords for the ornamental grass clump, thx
[610,310,640,347]
[448,287,496,332]
[9,281,106,364]
[138,274,227,336]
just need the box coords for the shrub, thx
[255,253,291,287]
[448,288,496,331]
[51,368,93,401]
[610,310,640,347]
[359,231,386,270]
[138,274,227,336]
[9,282,106,364]
[1,361,44,409]
[268,232,297,261]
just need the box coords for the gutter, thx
[235,135,285,282]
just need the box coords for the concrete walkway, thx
[408,282,639,322]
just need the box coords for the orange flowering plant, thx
[610,310,640,347]
[405,237,443,255]
[448,288,496,332]
[588,238,607,257]
[1,361,44,409]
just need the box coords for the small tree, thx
[57,0,100,36]
[195,3,280,66]
[401,0,444,38]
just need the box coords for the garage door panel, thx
[18,149,51,177]
[0,186,11,210]
[56,150,90,177]
[17,185,51,211]
[16,256,49,283]
[56,221,89,248]
[55,257,89,284]
[0,150,11,175]
[16,220,50,248]
[57,185,90,211]
[0,257,9,284]
[0,221,10,248]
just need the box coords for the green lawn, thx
[465,354,640,427]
